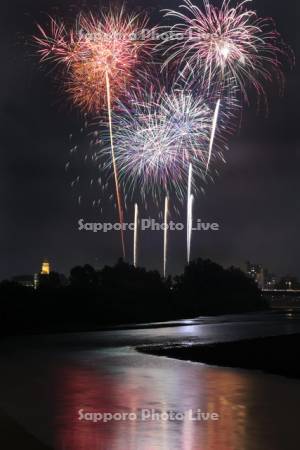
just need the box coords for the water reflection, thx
[55,351,283,450]
[1,314,300,449]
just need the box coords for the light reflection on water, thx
[1,313,300,449]
[54,348,300,450]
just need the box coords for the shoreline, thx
[2,309,279,338]
[137,333,300,379]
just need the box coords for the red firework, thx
[35,7,154,112]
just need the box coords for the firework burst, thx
[35,8,155,257]
[162,0,292,101]
[101,86,230,201]
[35,8,153,112]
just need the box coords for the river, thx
[1,310,300,450]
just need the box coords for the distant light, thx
[41,260,50,275]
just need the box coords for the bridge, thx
[262,289,300,294]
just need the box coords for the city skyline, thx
[7,257,300,294]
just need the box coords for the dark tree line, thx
[0,258,268,335]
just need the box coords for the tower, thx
[41,260,50,275]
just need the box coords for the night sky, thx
[0,0,299,280]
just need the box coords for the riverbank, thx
[138,333,300,379]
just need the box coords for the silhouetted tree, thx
[70,265,99,289]
[0,258,268,335]
[39,272,62,289]
[174,258,266,314]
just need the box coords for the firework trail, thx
[162,0,292,102]
[35,8,154,257]
[187,163,194,263]
[207,98,221,173]
[163,196,169,278]
[105,71,126,257]
[133,203,139,267]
